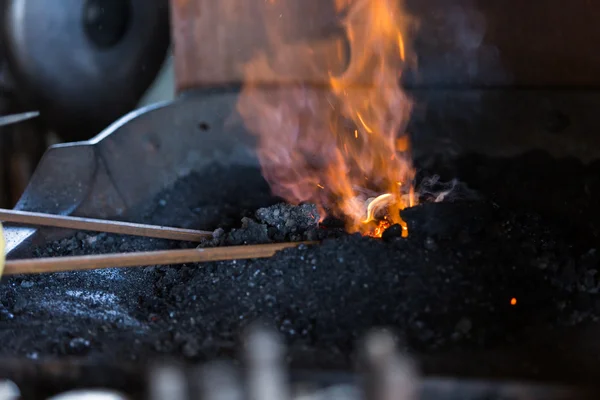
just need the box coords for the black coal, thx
[1,152,600,389]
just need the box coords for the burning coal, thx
[237,0,416,237]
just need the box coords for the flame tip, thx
[237,0,417,238]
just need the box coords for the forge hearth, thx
[3,0,600,397]
[2,151,600,395]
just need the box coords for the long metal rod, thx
[0,208,213,242]
[0,111,39,127]
[4,242,313,275]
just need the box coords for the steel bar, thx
[3,242,313,275]
[0,208,212,242]
[0,111,39,127]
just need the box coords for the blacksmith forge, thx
[0,0,599,399]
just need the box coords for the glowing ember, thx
[237,0,416,238]
[510,297,517,306]
[369,219,391,238]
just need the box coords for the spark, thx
[356,112,373,133]
[398,34,405,61]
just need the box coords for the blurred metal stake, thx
[198,362,243,400]
[245,326,290,400]
[149,364,188,400]
[363,330,418,400]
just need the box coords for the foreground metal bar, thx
[144,327,598,400]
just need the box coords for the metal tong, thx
[0,111,39,127]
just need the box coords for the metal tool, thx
[4,91,259,256]
[0,111,39,127]
[1,0,170,140]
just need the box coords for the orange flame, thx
[237,0,416,237]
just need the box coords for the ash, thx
[255,203,320,239]
[1,153,600,384]
[200,203,340,247]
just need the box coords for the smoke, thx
[406,0,508,86]
[405,0,510,191]
[417,175,480,204]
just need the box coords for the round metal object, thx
[83,0,132,49]
[2,0,170,140]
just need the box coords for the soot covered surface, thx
[2,153,600,383]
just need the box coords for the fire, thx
[237,0,416,237]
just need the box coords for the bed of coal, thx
[2,151,600,393]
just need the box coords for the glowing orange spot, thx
[354,130,358,139]
[510,298,517,306]
[396,136,409,152]
[317,184,325,189]
[370,220,391,238]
